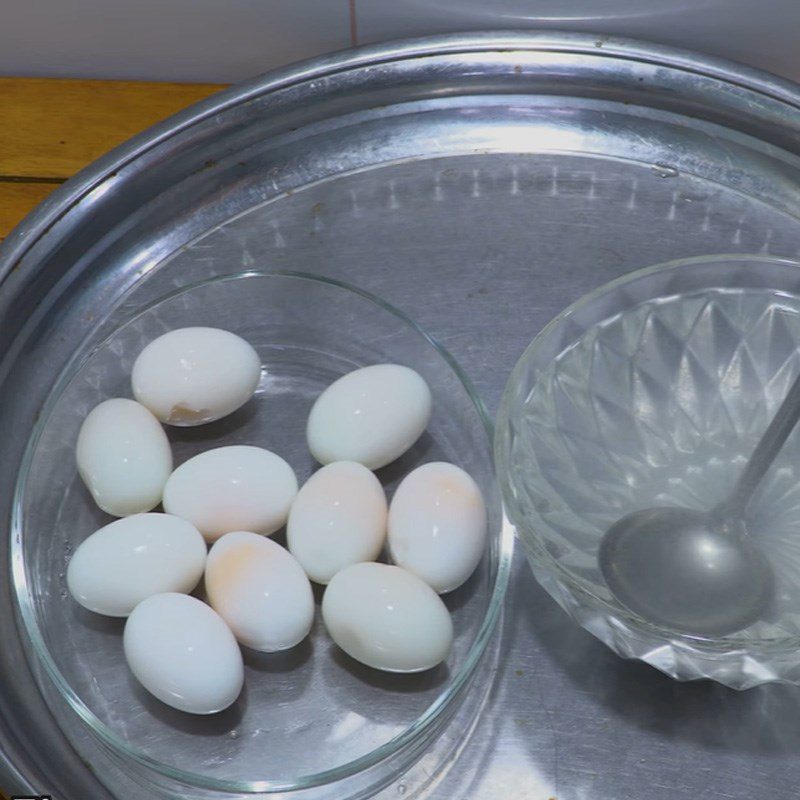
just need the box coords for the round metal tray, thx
[2,31,800,799]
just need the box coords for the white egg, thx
[67,513,207,617]
[206,531,314,652]
[124,593,243,714]
[131,327,261,426]
[388,462,487,593]
[287,461,387,584]
[76,398,173,516]
[163,445,298,542]
[322,562,453,672]
[306,364,432,470]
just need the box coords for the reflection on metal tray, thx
[2,31,800,800]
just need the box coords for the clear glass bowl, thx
[496,254,800,690]
[12,271,512,796]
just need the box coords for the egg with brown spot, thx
[287,461,387,584]
[205,531,314,652]
[387,462,487,593]
[132,327,261,426]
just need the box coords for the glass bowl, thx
[496,254,800,690]
[12,271,513,797]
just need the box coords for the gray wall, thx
[1,0,799,84]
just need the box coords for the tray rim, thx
[3,30,800,283]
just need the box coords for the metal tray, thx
[2,31,800,799]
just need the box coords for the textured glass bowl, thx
[12,271,512,797]
[496,255,800,689]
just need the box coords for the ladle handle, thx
[722,369,800,517]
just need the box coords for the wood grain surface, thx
[1,77,223,241]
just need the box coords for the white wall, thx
[0,0,352,83]
[356,0,800,85]
[1,0,799,84]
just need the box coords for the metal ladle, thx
[599,372,800,637]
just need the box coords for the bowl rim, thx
[496,252,800,651]
[11,269,515,793]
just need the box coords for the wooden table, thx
[0,77,223,242]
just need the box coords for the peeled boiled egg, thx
[388,462,487,593]
[67,513,207,616]
[306,364,432,470]
[322,562,453,672]
[206,531,314,652]
[124,593,244,714]
[131,327,261,426]
[76,398,172,516]
[163,445,298,542]
[287,461,387,584]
